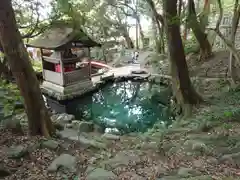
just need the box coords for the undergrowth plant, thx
[0,80,23,118]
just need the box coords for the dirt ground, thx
[1,50,240,180]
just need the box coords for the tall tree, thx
[163,0,202,117]
[0,0,55,137]
[229,0,240,84]
[187,0,212,60]
[146,0,165,53]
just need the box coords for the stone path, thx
[91,64,149,85]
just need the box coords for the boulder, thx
[47,154,76,172]
[7,145,28,159]
[102,150,142,169]
[102,133,120,140]
[86,167,116,180]
[42,140,60,150]
[74,121,94,132]
[177,167,200,178]
[220,152,240,166]
[183,140,209,155]
[4,118,23,135]
[0,165,11,178]
[93,124,105,133]
[76,136,106,149]
[131,69,148,74]
[51,113,75,124]
[120,172,145,180]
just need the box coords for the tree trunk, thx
[136,16,145,48]
[188,0,212,60]
[146,0,165,53]
[182,3,188,41]
[163,0,202,117]
[199,0,210,31]
[229,0,240,84]
[123,31,134,49]
[0,0,55,137]
[178,0,183,17]
[151,17,161,52]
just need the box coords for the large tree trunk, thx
[229,0,240,84]
[0,0,55,137]
[163,0,202,117]
[188,0,212,60]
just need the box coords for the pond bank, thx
[41,64,171,101]
[2,59,240,179]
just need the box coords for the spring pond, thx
[56,80,174,134]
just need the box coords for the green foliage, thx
[31,60,42,73]
[184,35,200,54]
[224,111,233,118]
[0,80,23,118]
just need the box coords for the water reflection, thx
[67,81,172,134]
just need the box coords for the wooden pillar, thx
[88,47,91,79]
[60,51,65,86]
[40,48,45,80]
[103,48,107,63]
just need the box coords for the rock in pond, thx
[47,154,77,172]
[86,167,116,180]
[7,145,28,159]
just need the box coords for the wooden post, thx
[40,48,45,80]
[88,47,91,79]
[60,51,65,86]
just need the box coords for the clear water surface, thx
[67,81,173,134]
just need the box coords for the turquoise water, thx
[67,81,173,134]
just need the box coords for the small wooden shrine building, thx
[26,22,101,100]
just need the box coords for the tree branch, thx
[145,0,164,26]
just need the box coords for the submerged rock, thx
[47,154,76,172]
